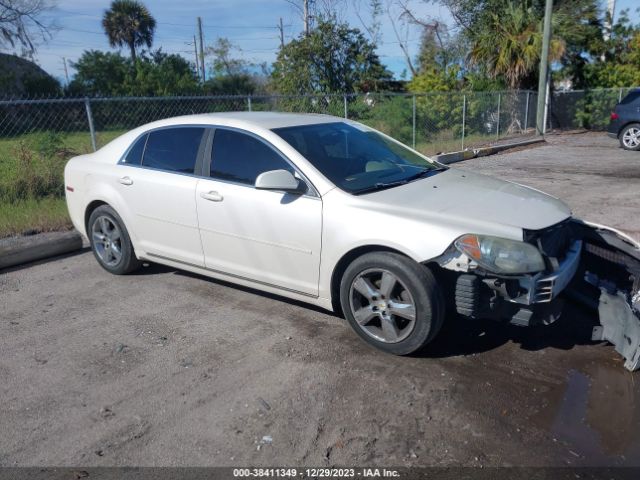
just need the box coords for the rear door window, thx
[123,134,147,165]
[210,128,294,185]
[142,127,205,174]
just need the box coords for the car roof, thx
[159,111,344,130]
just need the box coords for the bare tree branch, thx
[0,0,57,54]
[385,1,416,76]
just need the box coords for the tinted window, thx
[142,127,205,174]
[621,91,640,105]
[210,129,293,185]
[124,134,147,165]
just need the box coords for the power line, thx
[56,8,280,30]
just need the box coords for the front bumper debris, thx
[593,288,640,370]
[573,221,640,371]
[438,219,640,371]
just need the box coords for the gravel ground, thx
[1,132,639,468]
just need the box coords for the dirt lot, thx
[1,132,639,468]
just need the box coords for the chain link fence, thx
[548,87,635,132]
[2,87,634,160]
[0,91,540,158]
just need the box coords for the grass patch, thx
[0,130,124,238]
[0,197,72,238]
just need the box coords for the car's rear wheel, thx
[88,205,141,275]
[339,252,444,355]
[620,123,640,151]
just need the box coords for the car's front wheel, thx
[88,205,141,275]
[620,123,640,151]
[340,252,444,355]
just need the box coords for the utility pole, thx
[303,0,310,35]
[62,57,69,85]
[536,0,553,136]
[278,17,285,48]
[603,0,616,41]
[197,17,206,82]
[192,35,200,81]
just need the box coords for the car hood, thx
[357,168,572,233]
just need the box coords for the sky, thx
[3,0,640,84]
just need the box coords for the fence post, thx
[412,95,416,149]
[343,94,348,119]
[461,94,466,151]
[524,91,530,131]
[247,95,252,112]
[84,97,97,152]
[619,88,623,103]
[496,93,501,140]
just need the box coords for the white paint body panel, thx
[64,112,573,312]
[195,178,322,296]
[116,165,204,267]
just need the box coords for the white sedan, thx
[65,112,640,367]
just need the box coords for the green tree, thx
[123,50,199,95]
[68,50,130,95]
[580,9,640,88]
[468,1,565,89]
[202,37,259,94]
[270,18,392,94]
[419,0,603,89]
[102,0,156,62]
[68,49,198,96]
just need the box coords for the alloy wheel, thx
[92,215,123,266]
[348,268,417,343]
[623,127,640,149]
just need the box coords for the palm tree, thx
[469,2,565,89]
[102,0,156,62]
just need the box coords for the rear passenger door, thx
[195,127,322,296]
[117,126,207,266]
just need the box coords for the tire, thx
[339,252,444,355]
[619,123,640,151]
[88,205,141,275]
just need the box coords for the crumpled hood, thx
[359,168,572,232]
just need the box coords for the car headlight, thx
[454,234,545,274]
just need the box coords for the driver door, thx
[195,128,322,297]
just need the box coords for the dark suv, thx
[608,88,640,151]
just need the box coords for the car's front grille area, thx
[524,220,574,260]
[534,278,555,302]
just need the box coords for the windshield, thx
[272,122,446,194]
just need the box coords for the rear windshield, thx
[620,91,640,105]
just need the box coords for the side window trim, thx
[120,132,147,165]
[140,133,150,165]
[118,124,210,178]
[207,125,319,197]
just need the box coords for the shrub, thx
[2,134,67,202]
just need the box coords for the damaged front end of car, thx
[434,219,640,371]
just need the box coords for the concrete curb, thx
[433,137,546,165]
[0,230,84,270]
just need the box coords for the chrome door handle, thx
[200,191,224,202]
[118,176,133,186]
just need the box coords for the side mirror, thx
[255,169,307,195]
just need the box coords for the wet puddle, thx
[535,360,640,465]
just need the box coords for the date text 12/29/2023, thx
[232,468,401,478]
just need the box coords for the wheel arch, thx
[84,200,109,235]
[329,245,414,314]
[618,121,640,138]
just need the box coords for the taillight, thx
[66,186,74,192]
[611,112,619,120]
